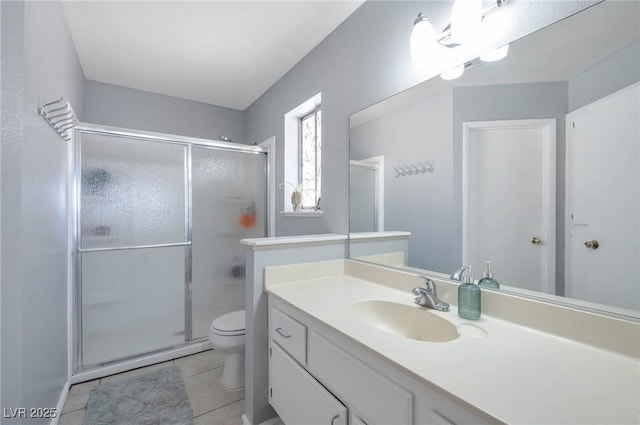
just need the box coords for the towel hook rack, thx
[393,160,435,177]
[38,98,77,142]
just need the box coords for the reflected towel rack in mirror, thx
[393,161,434,177]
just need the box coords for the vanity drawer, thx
[308,331,412,425]
[270,306,307,364]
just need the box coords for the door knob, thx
[584,240,599,249]
[531,237,542,245]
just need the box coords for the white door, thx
[463,119,556,293]
[565,83,640,311]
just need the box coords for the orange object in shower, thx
[239,212,256,229]
[239,201,257,229]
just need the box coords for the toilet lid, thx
[212,310,246,332]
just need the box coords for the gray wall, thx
[351,89,456,272]
[85,80,246,142]
[569,38,640,112]
[244,0,598,237]
[1,1,26,417]
[1,0,85,422]
[245,1,453,237]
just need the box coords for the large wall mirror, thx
[348,0,639,319]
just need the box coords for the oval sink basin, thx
[350,300,459,343]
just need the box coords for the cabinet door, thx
[308,331,412,425]
[270,344,347,425]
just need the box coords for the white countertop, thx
[266,267,640,425]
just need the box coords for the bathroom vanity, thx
[265,259,639,425]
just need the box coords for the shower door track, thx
[75,123,267,154]
[72,123,270,376]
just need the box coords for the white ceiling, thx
[61,1,364,111]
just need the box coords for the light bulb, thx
[450,0,483,45]
[480,44,510,62]
[440,64,465,80]
[410,14,437,69]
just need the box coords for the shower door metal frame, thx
[72,123,269,374]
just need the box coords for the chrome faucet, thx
[412,277,450,312]
[450,266,468,281]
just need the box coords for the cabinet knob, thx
[584,240,600,249]
[531,236,542,245]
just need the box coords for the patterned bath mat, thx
[84,366,194,425]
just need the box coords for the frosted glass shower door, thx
[191,147,267,338]
[78,133,188,366]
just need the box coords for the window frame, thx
[297,106,322,210]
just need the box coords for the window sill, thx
[281,211,323,218]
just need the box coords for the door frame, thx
[462,119,556,293]
[350,155,385,232]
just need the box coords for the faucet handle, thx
[450,266,467,280]
[421,276,437,295]
[412,287,427,305]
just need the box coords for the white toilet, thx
[209,310,246,391]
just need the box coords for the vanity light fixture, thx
[410,0,508,67]
[450,0,484,45]
[440,64,466,80]
[410,14,438,69]
[440,61,478,80]
[480,44,510,62]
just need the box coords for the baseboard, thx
[50,380,71,425]
[241,413,283,425]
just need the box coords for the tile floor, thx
[59,350,245,425]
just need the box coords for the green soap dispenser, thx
[458,265,481,320]
[478,261,500,289]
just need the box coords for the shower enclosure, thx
[73,125,267,372]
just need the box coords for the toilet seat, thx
[211,310,245,336]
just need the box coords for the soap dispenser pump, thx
[478,261,500,289]
[458,265,481,320]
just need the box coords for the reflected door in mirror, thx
[463,119,556,293]
[566,83,640,311]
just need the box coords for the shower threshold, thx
[71,338,210,384]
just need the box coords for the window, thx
[283,93,322,215]
[299,108,321,210]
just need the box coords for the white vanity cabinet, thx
[268,296,496,425]
[269,343,347,425]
